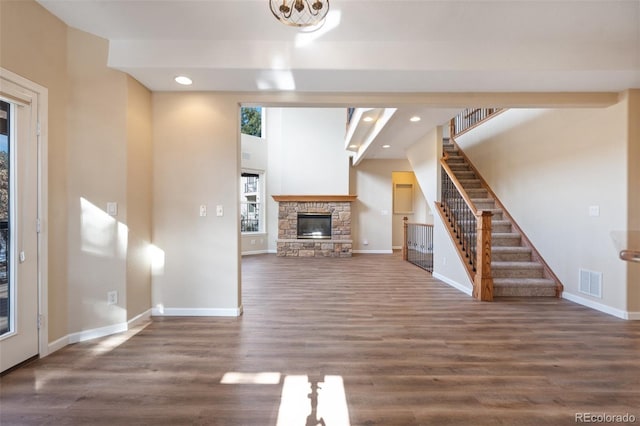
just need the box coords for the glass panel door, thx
[0,100,9,336]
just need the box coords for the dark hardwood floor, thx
[1,253,639,425]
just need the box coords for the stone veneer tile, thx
[276,200,352,257]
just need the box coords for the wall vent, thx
[579,269,602,298]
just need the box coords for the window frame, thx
[240,169,265,234]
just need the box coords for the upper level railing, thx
[450,108,503,137]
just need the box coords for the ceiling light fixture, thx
[382,144,391,149]
[362,116,374,122]
[349,144,358,149]
[410,116,421,122]
[270,0,329,27]
[174,76,193,86]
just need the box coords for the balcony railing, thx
[450,108,503,137]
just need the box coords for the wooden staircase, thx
[443,141,562,297]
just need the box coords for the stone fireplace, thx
[273,195,356,257]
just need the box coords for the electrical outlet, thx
[107,290,118,305]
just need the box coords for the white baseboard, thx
[46,309,153,355]
[151,306,243,317]
[353,250,394,254]
[128,309,152,328]
[68,322,128,344]
[48,335,70,354]
[562,292,638,320]
[432,272,473,296]
[242,250,269,256]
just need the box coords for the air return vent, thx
[579,269,602,298]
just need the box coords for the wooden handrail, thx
[440,155,478,213]
[620,250,640,263]
[439,151,493,301]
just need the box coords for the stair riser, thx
[491,236,521,246]
[492,252,532,262]
[493,287,557,297]
[492,223,512,233]
[473,200,496,209]
[459,180,483,189]
[466,190,488,198]
[454,171,476,179]
[492,268,544,278]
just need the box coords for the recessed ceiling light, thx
[174,75,193,86]
[410,116,421,122]
[349,144,358,149]
[382,144,391,149]
[363,116,374,122]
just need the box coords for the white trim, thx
[268,249,277,254]
[151,306,243,317]
[46,309,153,355]
[68,322,128,344]
[242,250,269,256]
[47,335,69,354]
[562,292,636,320]
[127,309,152,328]
[353,250,393,254]
[432,272,473,296]
[0,68,49,359]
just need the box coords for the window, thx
[241,172,263,233]
[240,107,262,138]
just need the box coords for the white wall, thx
[406,126,473,292]
[456,106,630,315]
[266,107,350,252]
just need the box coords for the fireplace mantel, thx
[272,195,357,202]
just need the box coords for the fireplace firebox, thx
[297,213,331,239]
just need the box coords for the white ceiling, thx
[37,0,640,159]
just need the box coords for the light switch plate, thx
[216,205,224,217]
[589,205,600,217]
[107,202,118,216]
[199,205,207,217]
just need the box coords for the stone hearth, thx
[273,195,356,257]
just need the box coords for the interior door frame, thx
[0,67,49,360]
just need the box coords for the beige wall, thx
[456,105,629,313]
[0,0,70,341]
[67,28,129,331]
[1,1,153,341]
[126,76,153,320]
[350,159,415,253]
[391,171,429,248]
[152,92,241,313]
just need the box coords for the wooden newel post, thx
[473,210,493,301]
[402,217,409,261]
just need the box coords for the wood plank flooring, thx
[1,253,639,425]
